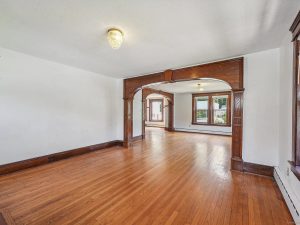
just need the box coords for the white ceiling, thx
[148,79,231,93]
[0,0,299,78]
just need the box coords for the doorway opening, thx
[124,58,244,171]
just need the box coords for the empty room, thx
[1,0,300,224]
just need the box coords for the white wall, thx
[0,47,123,165]
[174,93,232,135]
[243,48,280,166]
[133,90,142,137]
[276,33,300,221]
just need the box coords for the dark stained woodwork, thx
[243,162,274,177]
[164,69,173,82]
[0,128,293,225]
[290,11,300,179]
[167,99,174,131]
[131,135,143,142]
[142,88,174,137]
[231,90,244,171]
[123,98,133,147]
[124,58,243,100]
[172,58,244,90]
[192,91,232,126]
[0,140,123,176]
[290,11,300,41]
[142,88,174,102]
[124,57,244,171]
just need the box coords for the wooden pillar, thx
[167,100,174,131]
[123,98,133,147]
[231,90,244,171]
[142,98,146,139]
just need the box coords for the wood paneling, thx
[243,162,274,177]
[0,128,293,225]
[290,11,300,180]
[0,140,123,176]
[125,58,244,171]
[231,90,244,171]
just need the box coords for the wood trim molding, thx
[243,162,274,177]
[142,88,174,102]
[0,140,123,176]
[231,90,244,171]
[131,135,143,142]
[124,58,244,171]
[290,11,300,41]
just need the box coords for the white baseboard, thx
[174,128,232,136]
[274,167,300,223]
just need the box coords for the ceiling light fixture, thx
[107,28,124,49]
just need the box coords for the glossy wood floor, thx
[0,128,293,225]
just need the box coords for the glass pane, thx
[151,100,163,121]
[212,95,228,124]
[195,96,208,123]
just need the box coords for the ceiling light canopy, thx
[107,28,124,49]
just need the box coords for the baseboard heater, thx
[174,128,232,136]
[274,168,300,223]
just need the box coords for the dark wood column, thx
[231,90,244,171]
[142,98,146,139]
[123,98,133,147]
[167,100,174,131]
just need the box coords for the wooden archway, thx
[142,88,174,138]
[124,57,244,171]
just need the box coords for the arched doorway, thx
[142,88,174,138]
[123,58,244,171]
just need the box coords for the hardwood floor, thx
[0,128,293,225]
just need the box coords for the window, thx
[194,96,209,123]
[212,95,229,125]
[192,92,231,126]
[149,99,164,122]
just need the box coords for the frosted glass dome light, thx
[107,28,124,49]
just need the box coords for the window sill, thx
[288,161,300,181]
[191,122,231,127]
